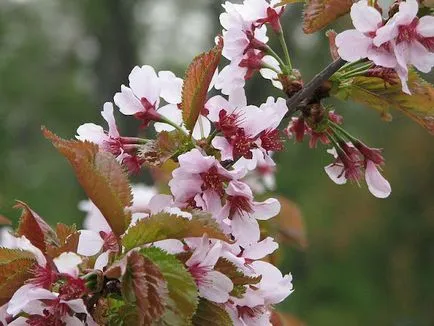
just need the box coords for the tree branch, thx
[286,58,346,116]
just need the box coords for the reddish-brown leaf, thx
[15,201,57,253]
[0,215,12,226]
[123,251,168,325]
[43,128,133,238]
[271,311,306,326]
[331,71,434,134]
[326,29,340,60]
[274,197,308,249]
[0,248,36,305]
[46,224,80,258]
[303,0,352,34]
[182,38,223,132]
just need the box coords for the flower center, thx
[200,166,230,196]
[27,265,57,289]
[260,129,283,152]
[227,195,253,218]
[59,276,86,300]
[231,129,255,159]
[216,110,240,138]
[397,18,419,43]
[134,97,161,128]
[188,264,211,287]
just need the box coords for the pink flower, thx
[336,1,396,67]
[365,160,392,199]
[374,0,434,93]
[246,261,293,305]
[6,285,96,325]
[222,236,279,272]
[76,102,145,172]
[336,0,434,94]
[168,149,246,205]
[114,65,183,129]
[210,96,287,170]
[225,304,272,326]
[185,236,233,303]
[325,145,391,198]
[220,180,280,246]
[217,1,286,94]
[76,102,120,152]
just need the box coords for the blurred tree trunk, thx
[71,0,141,103]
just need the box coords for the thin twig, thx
[285,58,346,116]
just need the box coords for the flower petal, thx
[365,160,391,198]
[230,213,260,246]
[114,85,143,115]
[243,237,278,259]
[212,136,234,161]
[325,164,347,185]
[129,65,160,104]
[416,16,434,37]
[101,102,119,139]
[192,115,211,140]
[154,104,183,132]
[53,252,82,277]
[158,70,183,104]
[77,230,104,256]
[76,123,107,144]
[199,270,233,303]
[251,198,280,220]
[205,95,230,121]
[336,30,371,62]
[350,0,383,33]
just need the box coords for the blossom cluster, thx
[336,0,434,94]
[1,0,430,324]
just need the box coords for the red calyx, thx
[134,97,162,128]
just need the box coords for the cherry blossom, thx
[325,144,391,198]
[210,96,287,170]
[222,236,279,272]
[220,180,280,246]
[7,286,96,325]
[336,0,434,94]
[374,0,434,93]
[76,102,121,155]
[185,236,233,303]
[76,102,146,172]
[217,0,286,94]
[114,65,183,129]
[169,148,246,205]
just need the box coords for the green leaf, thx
[140,247,199,326]
[139,130,192,168]
[181,39,223,132]
[192,298,233,326]
[43,128,133,237]
[214,258,261,288]
[303,0,353,34]
[15,200,58,253]
[106,297,138,326]
[0,248,36,305]
[331,71,434,134]
[121,251,168,325]
[122,211,231,251]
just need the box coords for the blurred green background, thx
[0,1,433,325]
